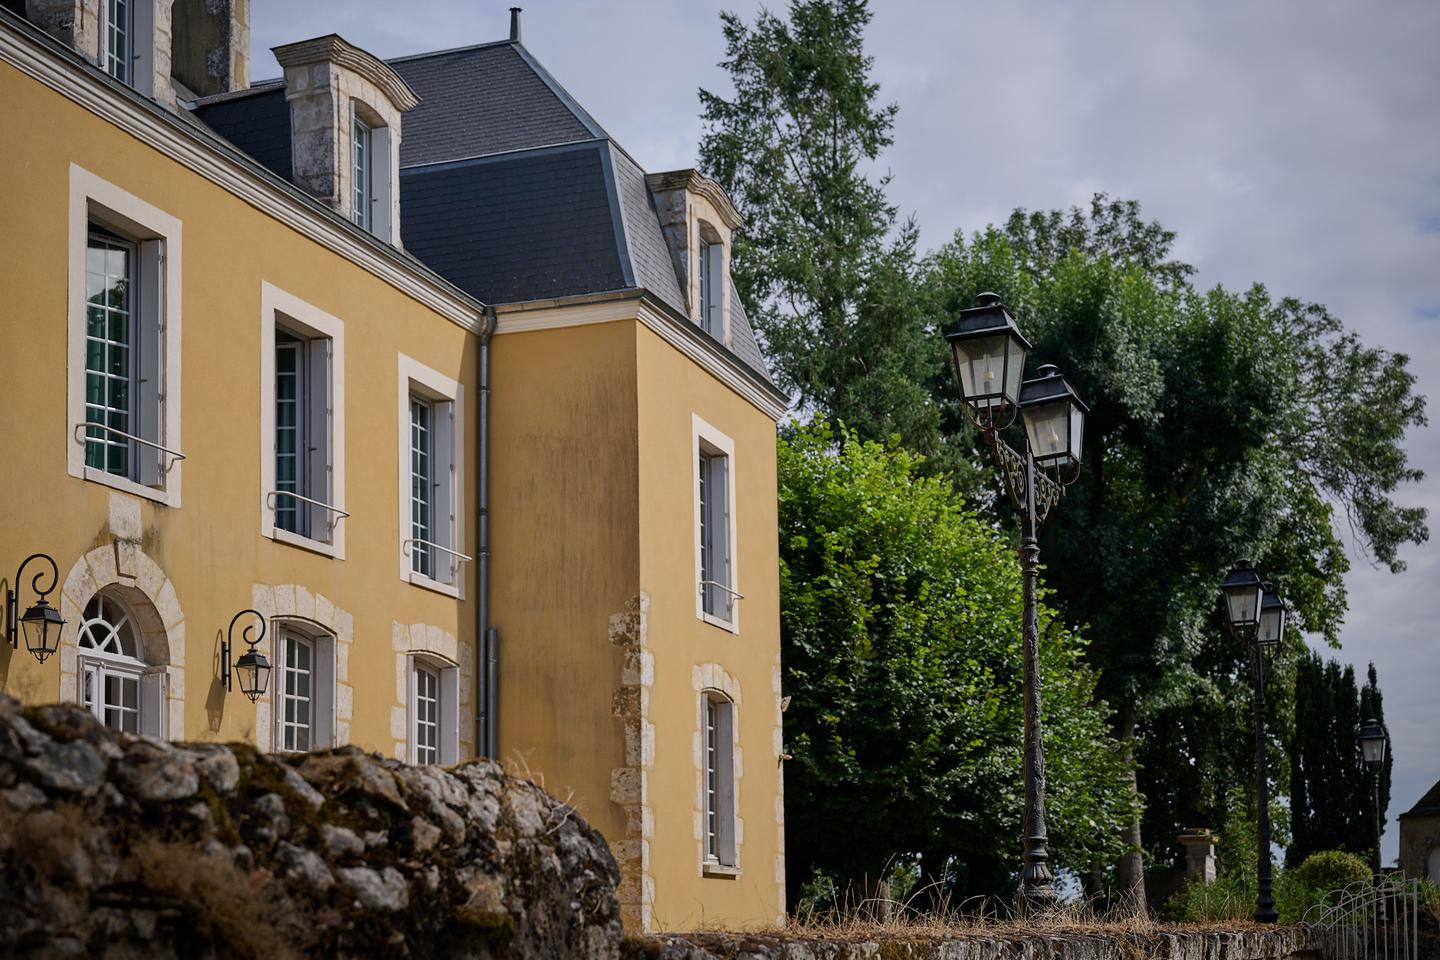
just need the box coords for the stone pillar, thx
[1178,828,1217,884]
[170,0,249,97]
[26,0,102,67]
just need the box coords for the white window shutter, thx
[405,655,416,764]
[440,666,459,765]
[315,634,337,749]
[139,671,166,739]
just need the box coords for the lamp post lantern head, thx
[1357,719,1387,769]
[1221,563,1265,641]
[1019,364,1088,473]
[944,293,1031,430]
[1257,585,1286,648]
[19,598,64,663]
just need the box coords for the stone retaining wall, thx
[626,927,1320,960]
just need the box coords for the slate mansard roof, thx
[191,38,773,384]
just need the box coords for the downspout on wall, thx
[477,304,498,758]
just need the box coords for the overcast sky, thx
[252,1,1440,863]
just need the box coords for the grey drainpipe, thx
[477,304,498,758]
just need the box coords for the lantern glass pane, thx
[1225,585,1261,627]
[1360,736,1385,764]
[1258,604,1285,646]
[1023,399,1069,461]
[1004,335,1027,408]
[1069,402,1085,463]
[237,661,259,697]
[954,333,1009,408]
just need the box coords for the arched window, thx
[78,591,156,734]
[273,619,337,753]
[702,690,737,868]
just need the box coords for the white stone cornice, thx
[0,15,484,334]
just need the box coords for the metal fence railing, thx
[1303,876,1423,960]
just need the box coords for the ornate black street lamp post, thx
[1358,719,1387,875]
[1221,564,1284,923]
[944,293,1088,912]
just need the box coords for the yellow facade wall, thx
[636,323,785,930]
[0,59,478,759]
[2,38,785,933]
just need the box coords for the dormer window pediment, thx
[273,35,420,246]
[646,169,744,347]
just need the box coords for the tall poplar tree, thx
[698,0,963,474]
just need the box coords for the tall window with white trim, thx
[273,323,333,542]
[410,395,435,579]
[84,228,135,478]
[399,359,461,591]
[697,226,725,338]
[102,0,131,82]
[698,446,731,620]
[413,662,439,765]
[83,223,166,488]
[352,114,371,231]
[272,623,336,752]
[278,631,313,752]
[703,692,737,867]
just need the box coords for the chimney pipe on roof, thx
[509,7,522,43]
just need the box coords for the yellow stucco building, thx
[0,1,787,930]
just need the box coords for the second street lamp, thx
[945,293,1088,912]
[1358,718,1388,875]
[1221,564,1282,924]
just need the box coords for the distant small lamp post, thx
[1221,565,1281,923]
[221,609,271,702]
[5,553,67,663]
[944,293,1089,912]
[1358,718,1388,875]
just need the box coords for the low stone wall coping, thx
[625,926,1320,960]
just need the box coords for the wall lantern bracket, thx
[5,553,66,663]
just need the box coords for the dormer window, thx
[697,223,725,340]
[352,112,372,231]
[273,36,420,246]
[103,0,132,82]
[694,230,720,339]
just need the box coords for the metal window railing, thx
[699,580,744,601]
[403,538,472,584]
[73,422,187,474]
[265,490,350,534]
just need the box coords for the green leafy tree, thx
[699,1,966,476]
[778,422,1135,904]
[918,196,1427,905]
[1288,657,1392,865]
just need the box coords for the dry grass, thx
[686,880,1283,942]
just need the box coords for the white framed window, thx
[259,282,347,558]
[407,654,459,765]
[78,592,164,738]
[397,355,465,596]
[68,165,183,507]
[348,103,394,241]
[693,414,739,631]
[703,691,737,869]
[273,622,336,753]
[696,223,726,340]
[352,112,371,231]
[102,0,131,82]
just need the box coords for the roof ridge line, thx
[385,37,517,65]
[399,138,609,173]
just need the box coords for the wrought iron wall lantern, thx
[942,292,1091,912]
[5,553,66,663]
[220,609,271,702]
